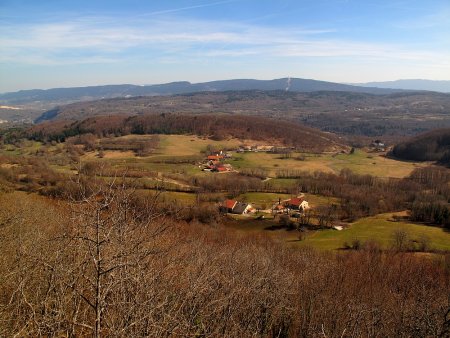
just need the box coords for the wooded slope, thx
[29,114,347,152]
[392,128,450,164]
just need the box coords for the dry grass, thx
[83,150,136,160]
[156,135,242,157]
[232,149,428,178]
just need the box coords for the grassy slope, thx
[7,136,423,180]
[296,212,450,251]
[231,149,427,178]
[156,135,241,157]
[327,150,429,177]
[225,212,450,252]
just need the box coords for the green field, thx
[296,212,450,251]
[235,192,339,209]
[324,150,429,178]
[231,149,428,178]
[18,135,424,181]
[224,211,450,252]
[236,192,291,207]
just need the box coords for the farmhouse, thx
[284,197,310,211]
[232,202,255,214]
[221,200,255,215]
[221,199,237,213]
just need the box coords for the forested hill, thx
[392,128,450,165]
[28,114,348,153]
[33,90,450,138]
[1,77,406,105]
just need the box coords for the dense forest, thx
[392,128,450,165]
[28,114,347,153]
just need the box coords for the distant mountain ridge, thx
[356,79,450,93]
[0,78,408,105]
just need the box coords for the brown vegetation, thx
[33,90,450,137]
[0,181,449,337]
[392,128,450,165]
[28,113,346,152]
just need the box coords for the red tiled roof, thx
[224,199,237,209]
[286,198,303,206]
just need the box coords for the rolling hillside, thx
[33,90,450,138]
[29,114,348,153]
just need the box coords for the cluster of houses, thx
[200,151,234,172]
[236,145,274,153]
[236,145,295,153]
[220,195,310,217]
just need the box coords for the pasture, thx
[296,212,450,251]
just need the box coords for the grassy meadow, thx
[231,149,428,178]
[295,212,450,251]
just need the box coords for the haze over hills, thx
[356,79,450,93]
[0,77,408,106]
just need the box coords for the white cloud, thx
[0,14,448,69]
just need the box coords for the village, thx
[220,195,310,217]
[199,144,294,173]
[197,144,316,225]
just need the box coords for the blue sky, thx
[1,0,449,92]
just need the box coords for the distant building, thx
[284,197,310,211]
[220,200,254,215]
[221,199,237,213]
[232,202,254,214]
[371,140,386,151]
[207,155,224,161]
